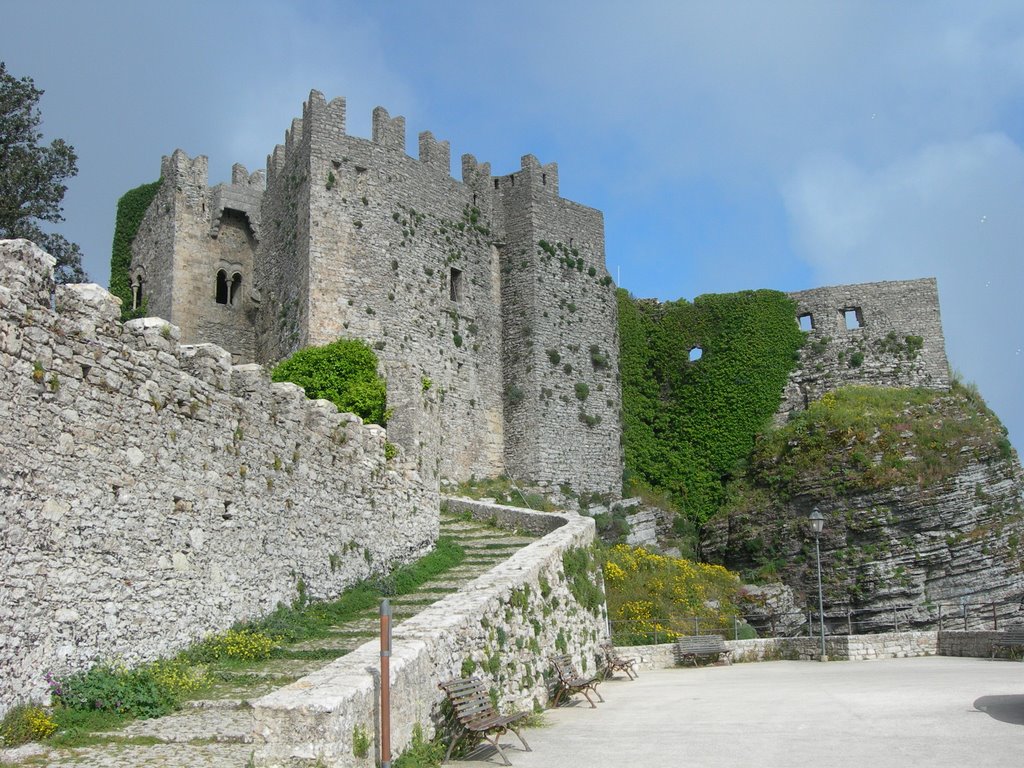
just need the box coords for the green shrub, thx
[54,662,182,719]
[271,338,388,425]
[393,722,445,768]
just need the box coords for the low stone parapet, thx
[937,630,1003,658]
[618,631,938,669]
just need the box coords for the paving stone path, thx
[0,513,536,768]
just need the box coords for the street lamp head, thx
[809,508,825,537]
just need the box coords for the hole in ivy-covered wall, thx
[688,346,703,362]
[798,313,813,331]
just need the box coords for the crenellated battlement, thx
[160,149,209,193]
[372,105,406,152]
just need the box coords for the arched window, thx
[216,270,229,304]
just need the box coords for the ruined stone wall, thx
[252,500,606,767]
[131,151,260,361]
[0,240,437,716]
[779,278,951,420]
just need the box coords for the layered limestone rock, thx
[703,386,1024,632]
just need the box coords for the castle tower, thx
[130,150,263,361]
[491,155,622,497]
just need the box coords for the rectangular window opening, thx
[450,267,463,302]
[798,313,814,332]
[842,307,863,330]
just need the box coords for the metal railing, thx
[609,598,1024,644]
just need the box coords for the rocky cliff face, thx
[702,385,1024,632]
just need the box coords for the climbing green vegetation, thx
[109,179,162,320]
[617,288,804,524]
[271,338,389,425]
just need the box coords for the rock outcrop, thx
[703,386,1024,632]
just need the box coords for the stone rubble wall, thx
[779,278,951,421]
[0,240,438,717]
[252,500,607,767]
[619,631,938,669]
[937,629,1022,658]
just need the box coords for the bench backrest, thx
[676,635,727,653]
[439,676,498,725]
[550,654,580,681]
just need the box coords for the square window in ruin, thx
[842,307,864,330]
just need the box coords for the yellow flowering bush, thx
[0,704,57,746]
[187,628,278,662]
[602,544,745,644]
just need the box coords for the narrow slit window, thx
[450,267,463,302]
[842,308,863,330]
[216,270,228,304]
[494,178,499,190]
[798,313,814,331]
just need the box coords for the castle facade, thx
[129,91,623,496]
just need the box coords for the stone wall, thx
[252,501,606,767]
[0,240,437,717]
[937,630,1016,658]
[779,278,951,421]
[619,631,938,669]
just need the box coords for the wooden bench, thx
[549,654,604,708]
[438,676,531,766]
[600,642,638,680]
[990,628,1024,659]
[675,634,732,666]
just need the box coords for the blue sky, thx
[5,1,1023,451]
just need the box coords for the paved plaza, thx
[460,657,1023,768]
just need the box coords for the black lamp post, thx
[809,508,826,659]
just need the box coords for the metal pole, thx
[815,536,826,658]
[963,603,968,631]
[380,599,392,768]
[992,602,998,630]
[847,608,852,636]
[893,606,898,632]
[938,605,943,633]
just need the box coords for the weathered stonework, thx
[130,91,622,497]
[252,499,606,768]
[779,278,951,421]
[0,240,437,717]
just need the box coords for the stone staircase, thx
[0,513,537,768]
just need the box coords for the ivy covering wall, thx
[109,179,161,320]
[617,288,804,524]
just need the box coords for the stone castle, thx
[0,90,1001,735]
[127,91,622,497]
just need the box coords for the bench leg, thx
[443,731,464,764]
[593,685,605,703]
[486,735,513,767]
[581,688,597,708]
[510,725,531,753]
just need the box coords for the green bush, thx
[53,662,180,719]
[271,338,389,425]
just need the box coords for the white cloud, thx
[784,133,1024,449]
